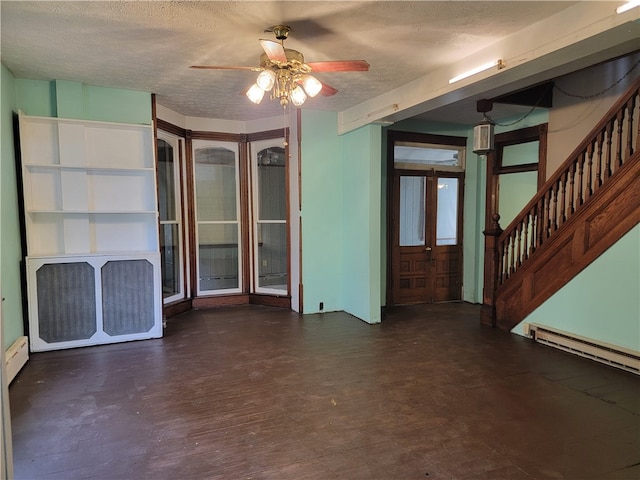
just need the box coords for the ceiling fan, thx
[190,25,369,107]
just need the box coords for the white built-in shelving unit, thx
[18,112,162,352]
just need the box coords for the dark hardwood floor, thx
[9,303,640,479]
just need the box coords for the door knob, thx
[425,246,432,251]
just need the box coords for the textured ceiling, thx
[0,1,624,124]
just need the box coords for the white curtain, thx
[436,178,458,245]
[399,176,426,246]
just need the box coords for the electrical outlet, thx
[319,302,324,311]
[262,260,267,266]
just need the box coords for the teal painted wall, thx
[301,111,382,323]
[513,226,640,351]
[15,78,56,117]
[301,110,344,314]
[82,84,151,124]
[497,141,539,228]
[15,79,151,124]
[342,125,382,323]
[1,65,25,349]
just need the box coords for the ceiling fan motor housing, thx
[270,25,291,41]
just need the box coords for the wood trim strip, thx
[388,130,467,147]
[191,131,244,142]
[156,118,186,137]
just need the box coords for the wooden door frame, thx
[485,124,548,229]
[386,130,466,307]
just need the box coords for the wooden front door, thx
[390,172,463,305]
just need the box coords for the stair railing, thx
[494,77,639,289]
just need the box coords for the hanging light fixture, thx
[245,36,324,107]
[473,99,495,155]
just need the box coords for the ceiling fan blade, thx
[259,39,287,63]
[307,60,370,72]
[190,65,257,70]
[319,82,339,97]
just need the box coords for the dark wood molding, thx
[191,130,244,142]
[156,118,186,137]
[163,298,193,319]
[193,294,250,308]
[388,130,467,147]
[239,141,251,294]
[249,294,291,309]
[247,129,286,142]
[184,132,197,299]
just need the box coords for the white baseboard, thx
[6,336,28,383]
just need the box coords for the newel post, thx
[481,214,502,327]
[481,144,502,327]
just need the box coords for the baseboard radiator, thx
[6,336,29,383]
[524,324,640,375]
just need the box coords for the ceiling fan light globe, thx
[246,84,265,104]
[256,70,276,91]
[301,74,322,97]
[290,85,307,106]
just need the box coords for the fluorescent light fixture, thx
[449,59,504,84]
[616,0,640,14]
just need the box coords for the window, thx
[157,134,186,303]
[252,143,288,294]
[394,142,465,171]
[193,141,242,295]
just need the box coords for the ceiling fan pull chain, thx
[282,105,289,147]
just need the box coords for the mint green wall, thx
[342,125,382,323]
[498,171,537,228]
[513,226,640,351]
[301,110,344,313]
[82,84,151,124]
[15,78,56,117]
[498,141,539,228]
[1,65,25,349]
[301,111,383,323]
[16,79,151,124]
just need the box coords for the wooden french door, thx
[390,171,463,305]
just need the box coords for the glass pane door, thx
[251,141,288,295]
[157,134,185,303]
[193,140,241,295]
[436,177,459,246]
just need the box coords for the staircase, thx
[482,76,640,331]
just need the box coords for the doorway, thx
[388,132,465,306]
